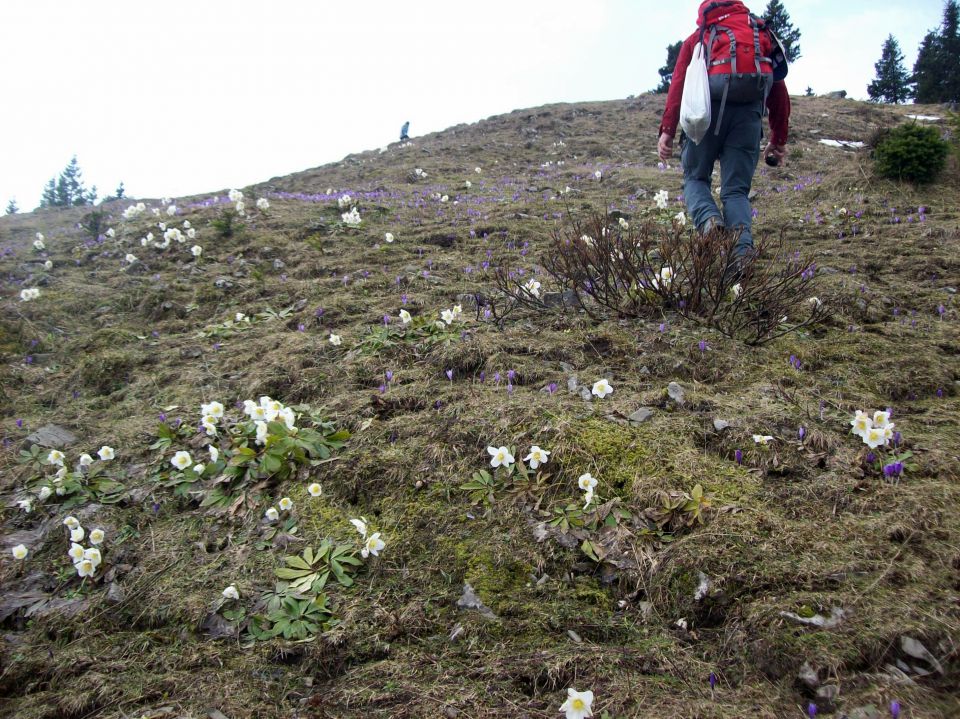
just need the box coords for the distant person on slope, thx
[400,121,410,142]
[657,0,790,265]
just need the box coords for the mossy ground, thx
[1,96,959,718]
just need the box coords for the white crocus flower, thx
[307,482,323,497]
[70,527,85,543]
[223,585,240,600]
[341,207,362,226]
[464,180,472,188]
[280,407,297,430]
[83,547,102,567]
[618,217,629,229]
[873,410,891,427]
[68,543,85,561]
[560,688,594,719]
[674,211,687,226]
[524,279,541,298]
[850,411,872,438]
[193,463,205,475]
[399,309,412,324]
[44,260,53,270]
[98,446,115,461]
[249,405,267,421]
[264,507,279,521]
[126,254,138,264]
[654,190,669,209]
[578,473,598,493]
[186,228,196,239]
[166,205,177,216]
[158,222,167,231]
[47,449,65,467]
[361,532,385,559]
[171,451,192,471]
[209,446,219,463]
[384,232,394,243]
[278,497,293,511]
[752,435,774,445]
[475,167,482,174]
[329,334,342,346]
[76,559,96,578]
[594,170,602,180]
[255,421,269,445]
[350,518,368,538]
[863,426,887,449]
[591,379,613,398]
[730,283,743,300]
[202,401,225,419]
[89,529,105,545]
[228,189,243,203]
[20,288,41,301]
[18,499,32,513]
[441,309,455,325]
[37,486,52,501]
[487,446,515,469]
[63,515,80,530]
[190,245,203,257]
[106,228,116,238]
[523,446,551,469]
[12,544,29,560]
[256,197,270,210]
[235,201,245,214]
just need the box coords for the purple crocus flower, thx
[699,340,708,352]
[735,449,743,465]
[799,426,806,441]
[937,388,944,398]
[378,384,387,394]
[385,370,394,383]
[445,369,453,381]
[808,703,817,718]
[315,307,325,317]
[494,372,501,384]
[507,383,514,394]
[507,369,516,383]
[298,323,306,332]
[709,672,717,691]
[159,412,167,423]
[866,452,877,464]
[548,382,558,394]
[890,700,900,719]
[16,419,23,429]
[659,323,667,333]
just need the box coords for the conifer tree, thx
[763,0,801,62]
[115,181,126,200]
[868,35,913,104]
[913,1,960,103]
[654,41,683,93]
[5,198,18,215]
[39,156,97,208]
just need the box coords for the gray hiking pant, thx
[681,100,763,258]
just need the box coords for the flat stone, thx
[456,583,497,620]
[797,662,820,693]
[25,425,77,448]
[667,382,686,405]
[214,276,234,289]
[578,386,593,402]
[815,684,840,710]
[567,376,579,393]
[542,290,577,308]
[848,705,881,719]
[629,408,654,425]
[713,419,731,432]
[272,259,286,270]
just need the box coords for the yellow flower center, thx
[572,698,585,710]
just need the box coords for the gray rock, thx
[542,290,578,308]
[900,635,944,674]
[567,376,579,394]
[816,684,839,710]
[824,90,848,99]
[214,276,234,289]
[713,419,731,432]
[847,705,881,719]
[180,347,203,359]
[579,386,593,402]
[629,408,654,425]
[25,425,77,448]
[272,259,286,270]
[106,582,125,604]
[797,662,820,693]
[456,293,480,310]
[945,287,957,294]
[456,583,497,619]
[667,382,686,405]
[559,362,576,373]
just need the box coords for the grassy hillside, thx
[1,94,958,719]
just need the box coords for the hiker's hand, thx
[764,142,786,164]
[658,133,674,162]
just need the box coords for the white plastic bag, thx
[679,43,711,145]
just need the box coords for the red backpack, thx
[697,1,781,131]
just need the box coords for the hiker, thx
[400,121,410,142]
[657,0,790,264]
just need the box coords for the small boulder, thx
[629,408,654,425]
[25,425,77,449]
[667,382,686,405]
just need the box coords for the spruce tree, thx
[868,35,913,104]
[40,156,97,208]
[115,181,126,200]
[654,41,683,93]
[763,0,802,62]
[5,198,18,215]
[913,1,960,103]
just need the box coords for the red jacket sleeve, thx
[658,37,696,139]
[766,80,790,146]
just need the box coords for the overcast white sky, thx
[0,0,949,211]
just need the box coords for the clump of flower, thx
[578,473,598,508]
[122,202,147,219]
[342,207,362,227]
[33,234,46,251]
[256,197,270,211]
[337,194,353,209]
[654,189,669,209]
[850,409,896,449]
[20,288,41,301]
